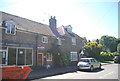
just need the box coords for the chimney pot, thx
[53,16,56,19]
[50,16,52,19]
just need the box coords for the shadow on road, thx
[77,68,104,73]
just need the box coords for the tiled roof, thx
[1,11,55,36]
[57,25,84,40]
[57,25,66,35]
[58,25,75,37]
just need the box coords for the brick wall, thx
[0,11,85,68]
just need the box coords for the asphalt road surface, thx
[32,64,119,80]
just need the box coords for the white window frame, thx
[8,47,33,66]
[5,23,16,35]
[46,53,52,61]
[25,48,33,66]
[72,37,76,45]
[0,49,8,65]
[57,38,62,45]
[70,52,78,61]
[42,36,48,43]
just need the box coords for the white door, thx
[0,50,8,65]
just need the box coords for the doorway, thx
[37,53,44,66]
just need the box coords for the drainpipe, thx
[35,33,38,66]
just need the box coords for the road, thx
[31,64,119,80]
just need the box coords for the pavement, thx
[26,62,113,80]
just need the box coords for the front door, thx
[38,53,43,66]
[0,50,8,65]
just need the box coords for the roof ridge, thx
[1,11,56,36]
[1,11,48,26]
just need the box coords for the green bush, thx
[57,54,70,67]
[84,42,103,59]
[99,52,118,61]
[59,54,70,67]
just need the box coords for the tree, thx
[99,35,118,52]
[117,38,120,43]
[96,39,99,44]
[47,39,70,67]
[117,43,120,55]
[84,42,103,59]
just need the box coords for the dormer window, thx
[6,23,16,35]
[4,20,17,35]
[66,25,72,34]
[72,37,76,45]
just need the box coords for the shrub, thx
[54,53,70,67]
[99,52,117,61]
[59,54,70,67]
[84,42,103,59]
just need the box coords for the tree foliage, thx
[99,35,118,52]
[99,52,117,61]
[117,38,120,43]
[117,43,120,55]
[48,40,70,67]
[59,54,70,67]
[84,42,103,59]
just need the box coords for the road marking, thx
[99,71,114,79]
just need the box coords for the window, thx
[42,36,48,43]
[90,59,96,62]
[26,49,32,65]
[57,38,62,45]
[7,48,33,66]
[0,50,7,65]
[71,52,78,61]
[17,48,33,65]
[18,49,25,65]
[6,23,16,35]
[80,59,89,62]
[72,37,76,45]
[46,53,52,61]
[66,26,72,33]
[8,48,16,65]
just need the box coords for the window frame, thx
[42,36,48,43]
[72,37,76,45]
[17,48,25,65]
[46,53,52,61]
[7,47,33,66]
[70,52,78,61]
[25,49,33,65]
[5,23,16,35]
[57,38,62,45]
[0,49,8,65]
[90,59,97,62]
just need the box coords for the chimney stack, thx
[49,16,61,37]
[49,16,57,29]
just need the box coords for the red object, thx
[87,63,91,65]
[0,65,32,81]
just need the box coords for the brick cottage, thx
[0,11,87,69]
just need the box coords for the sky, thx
[0,0,119,40]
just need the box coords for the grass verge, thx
[101,61,113,63]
